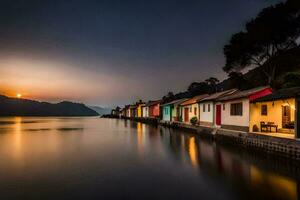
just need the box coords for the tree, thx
[162,92,175,103]
[187,81,212,96]
[228,72,252,90]
[223,0,300,86]
[205,77,219,92]
[283,72,300,88]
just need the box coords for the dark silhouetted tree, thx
[205,77,220,92]
[283,72,300,88]
[162,92,175,103]
[187,81,212,96]
[228,72,253,90]
[223,0,300,86]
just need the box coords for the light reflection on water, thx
[0,117,298,200]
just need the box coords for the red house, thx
[146,100,162,118]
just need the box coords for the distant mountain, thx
[88,106,111,116]
[0,95,99,116]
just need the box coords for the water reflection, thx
[0,117,298,200]
[167,131,298,200]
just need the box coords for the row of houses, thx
[116,86,300,138]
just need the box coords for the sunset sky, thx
[0,0,280,107]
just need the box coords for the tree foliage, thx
[223,0,300,85]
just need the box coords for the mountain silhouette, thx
[88,106,111,116]
[0,95,99,116]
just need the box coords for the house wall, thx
[199,101,214,125]
[142,107,148,118]
[130,108,136,118]
[126,109,131,117]
[172,104,181,121]
[221,98,250,131]
[249,98,295,132]
[181,103,199,123]
[149,104,160,118]
[137,105,142,118]
[162,105,172,121]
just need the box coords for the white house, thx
[142,105,148,118]
[180,94,209,124]
[216,86,272,132]
[198,89,237,127]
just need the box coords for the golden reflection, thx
[13,117,23,160]
[250,166,297,200]
[137,122,144,154]
[188,136,199,167]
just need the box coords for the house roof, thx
[180,94,209,106]
[217,86,270,101]
[198,89,238,103]
[252,87,300,102]
[161,98,188,107]
[145,100,162,107]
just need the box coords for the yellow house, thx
[250,88,300,137]
[137,102,145,118]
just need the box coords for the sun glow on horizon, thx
[17,93,22,98]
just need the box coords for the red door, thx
[216,105,221,126]
[184,108,189,122]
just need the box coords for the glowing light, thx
[16,93,22,98]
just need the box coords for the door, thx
[184,108,189,122]
[282,106,291,128]
[216,105,221,126]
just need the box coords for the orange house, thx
[146,100,162,118]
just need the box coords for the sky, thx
[0,0,281,107]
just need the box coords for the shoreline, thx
[106,116,300,161]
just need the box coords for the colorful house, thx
[180,94,209,123]
[250,87,300,137]
[121,108,126,117]
[124,105,130,118]
[142,104,148,118]
[161,98,188,122]
[198,89,237,127]
[146,100,162,118]
[129,105,137,118]
[136,101,145,118]
[217,86,272,132]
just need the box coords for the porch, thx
[250,97,297,139]
[254,130,295,139]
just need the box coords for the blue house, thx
[161,98,188,122]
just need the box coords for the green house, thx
[161,98,188,122]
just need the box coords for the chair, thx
[260,122,268,132]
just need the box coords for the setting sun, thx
[16,93,22,98]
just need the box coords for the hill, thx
[88,106,111,116]
[0,95,99,116]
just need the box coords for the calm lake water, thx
[0,117,299,200]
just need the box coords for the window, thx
[203,104,206,112]
[261,105,267,116]
[223,104,225,110]
[208,104,210,112]
[230,103,243,116]
[194,107,197,115]
[189,106,192,112]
